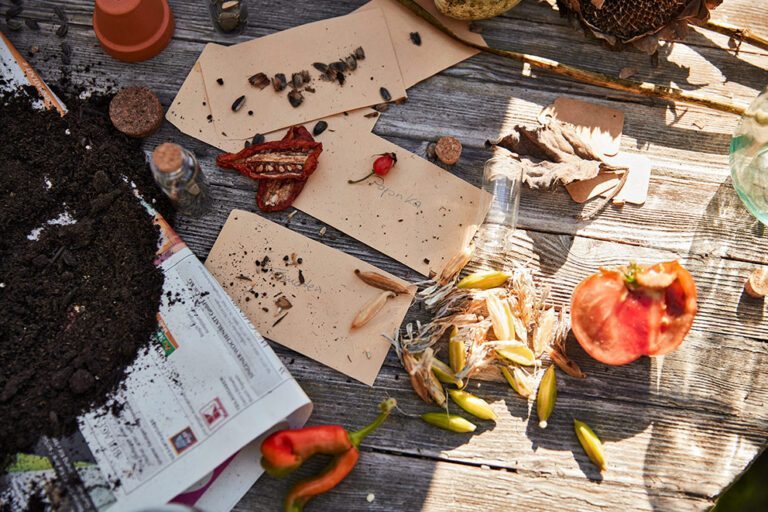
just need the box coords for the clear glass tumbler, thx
[730,87,768,224]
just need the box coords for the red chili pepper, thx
[217,126,323,212]
[260,398,396,512]
[347,152,397,184]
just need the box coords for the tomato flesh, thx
[570,261,697,365]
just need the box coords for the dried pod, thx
[354,269,409,295]
[486,294,515,341]
[312,62,328,73]
[287,89,304,108]
[422,412,476,433]
[437,244,473,284]
[271,73,287,92]
[379,87,392,102]
[351,291,395,328]
[501,366,534,399]
[312,120,328,136]
[410,31,422,46]
[248,72,269,89]
[574,419,607,472]
[431,358,463,388]
[231,95,246,112]
[457,270,509,290]
[536,365,557,429]
[495,342,535,367]
[449,389,497,421]
[354,46,366,60]
[448,327,466,374]
[550,348,586,379]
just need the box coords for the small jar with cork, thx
[208,0,248,35]
[150,143,211,217]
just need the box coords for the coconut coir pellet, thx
[0,89,174,467]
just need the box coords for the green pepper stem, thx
[347,171,375,184]
[348,398,396,447]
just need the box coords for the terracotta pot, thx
[93,0,175,62]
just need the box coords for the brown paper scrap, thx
[357,0,485,88]
[165,43,380,152]
[199,8,407,140]
[292,130,492,276]
[205,210,415,386]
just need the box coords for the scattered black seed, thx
[364,112,379,119]
[25,18,39,30]
[300,70,310,83]
[6,5,22,18]
[336,72,345,86]
[373,103,389,113]
[244,140,251,148]
[272,73,286,92]
[379,87,391,102]
[329,61,345,75]
[55,23,68,37]
[252,133,265,144]
[344,55,357,71]
[272,312,289,327]
[424,258,430,265]
[206,114,213,122]
[53,6,68,22]
[247,110,253,116]
[337,59,349,72]
[297,258,303,264]
[261,255,270,267]
[304,86,316,93]
[298,270,305,285]
[410,31,422,46]
[291,72,304,89]
[287,89,304,108]
[312,120,328,136]
[6,18,22,31]
[313,62,328,73]
[248,72,269,89]
[231,95,246,112]
[354,46,365,60]
[283,255,289,262]
[216,78,224,85]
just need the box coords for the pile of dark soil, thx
[0,88,174,466]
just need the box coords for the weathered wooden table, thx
[6,0,768,510]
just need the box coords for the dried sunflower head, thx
[556,0,723,54]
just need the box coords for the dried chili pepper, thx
[347,152,397,184]
[217,126,323,212]
[216,126,322,181]
[261,398,396,512]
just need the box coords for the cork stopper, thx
[152,143,183,173]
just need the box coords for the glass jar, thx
[150,143,211,217]
[730,87,768,224]
[208,0,248,35]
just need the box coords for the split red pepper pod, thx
[216,125,323,212]
[260,398,396,512]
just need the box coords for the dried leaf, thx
[619,66,637,79]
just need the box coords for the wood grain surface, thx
[4,0,767,510]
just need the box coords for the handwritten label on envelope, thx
[205,210,415,386]
[293,131,492,276]
[199,8,407,140]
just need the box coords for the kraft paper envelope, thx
[166,45,380,153]
[205,210,415,386]
[293,131,492,276]
[357,0,485,88]
[199,8,407,140]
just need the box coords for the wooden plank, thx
[235,450,714,511]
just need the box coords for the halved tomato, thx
[570,261,698,365]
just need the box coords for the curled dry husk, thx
[387,262,576,404]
